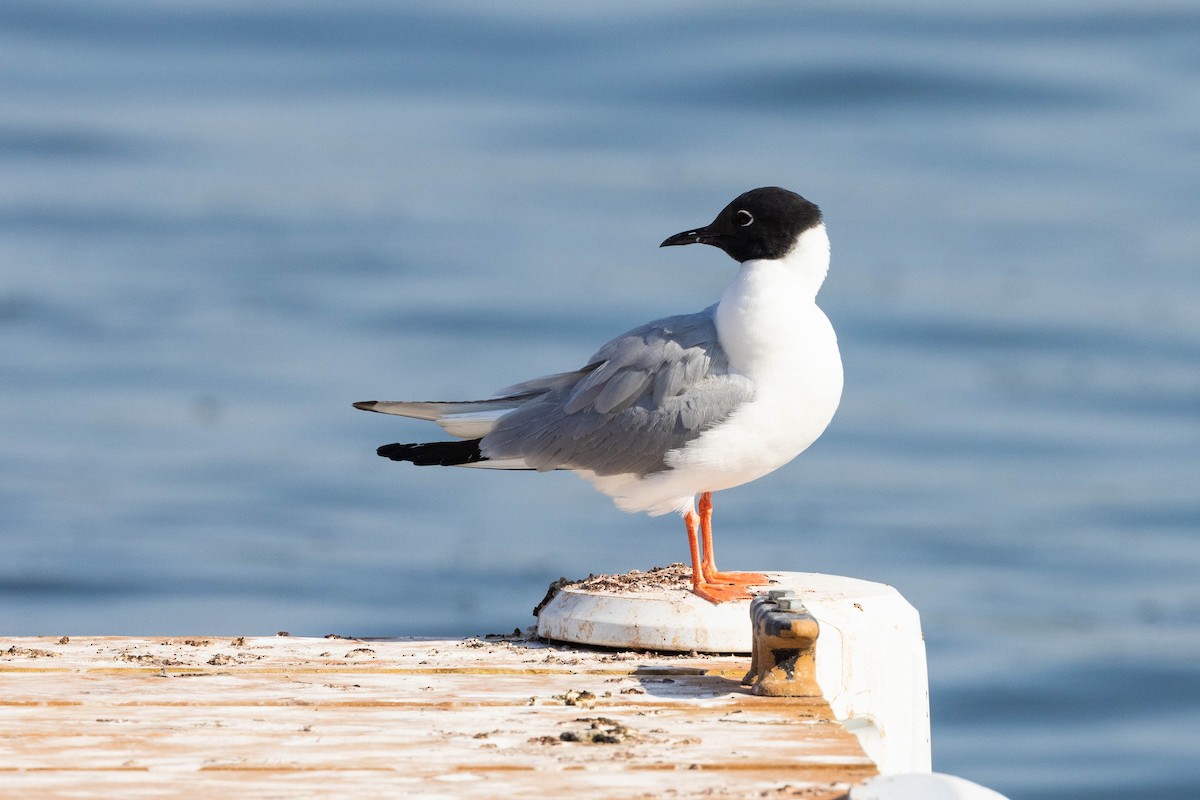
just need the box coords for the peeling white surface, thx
[0,633,875,798]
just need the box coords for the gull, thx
[354,187,843,603]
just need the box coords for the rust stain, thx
[0,698,835,714]
[1,666,684,677]
[0,766,153,773]
[745,597,822,698]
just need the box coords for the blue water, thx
[2,1,1198,796]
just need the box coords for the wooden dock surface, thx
[1,633,876,799]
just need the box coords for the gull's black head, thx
[660,187,822,263]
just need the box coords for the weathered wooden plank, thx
[0,635,875,798]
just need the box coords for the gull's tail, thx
[352,365,598,439]
[353,399,523,439]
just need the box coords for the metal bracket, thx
[743,591,821,697]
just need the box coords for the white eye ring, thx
[736,210,753,227]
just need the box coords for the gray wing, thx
[481,305,754,476]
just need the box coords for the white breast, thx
[580,224,844,517]
[664,224,844,485]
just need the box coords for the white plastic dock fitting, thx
[537,570,932,775]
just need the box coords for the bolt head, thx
[776,597,808,613]
[767,589,796,601]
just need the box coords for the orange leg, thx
[698,492,768,587]
[685,510,703,591]
[685,509,749,604]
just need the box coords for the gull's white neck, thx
[714,223,834,377]
[754,223,830,300]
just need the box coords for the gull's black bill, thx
[660,226,722,248]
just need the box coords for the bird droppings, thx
[483,627,529,640]
[620,687,646,694]
[534,564,691,616]
[541,653,582,665]
[559,717,637,744]
[115,652,181,666]
[578,564,692,593]
[344,648,376,659]
[527,736,562,746]
[230,637,246,647]
[752,786,854,799]
[596,651,645,662]
[3,646,60,659]
[556,689,597,709]
[57,636,70,645]
[207,654,236,666]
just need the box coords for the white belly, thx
[583,305,843,517]
[665,303,843,486]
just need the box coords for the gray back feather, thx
[481,306,754,476]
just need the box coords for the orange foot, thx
[692,581,755,604]
[702,566,768,586]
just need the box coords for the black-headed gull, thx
[355,187,843,603]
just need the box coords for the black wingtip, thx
[353,401,377,412]
[376,439,486,467]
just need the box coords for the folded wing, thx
[482,306,754,476]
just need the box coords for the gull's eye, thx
[736,210,753,227]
